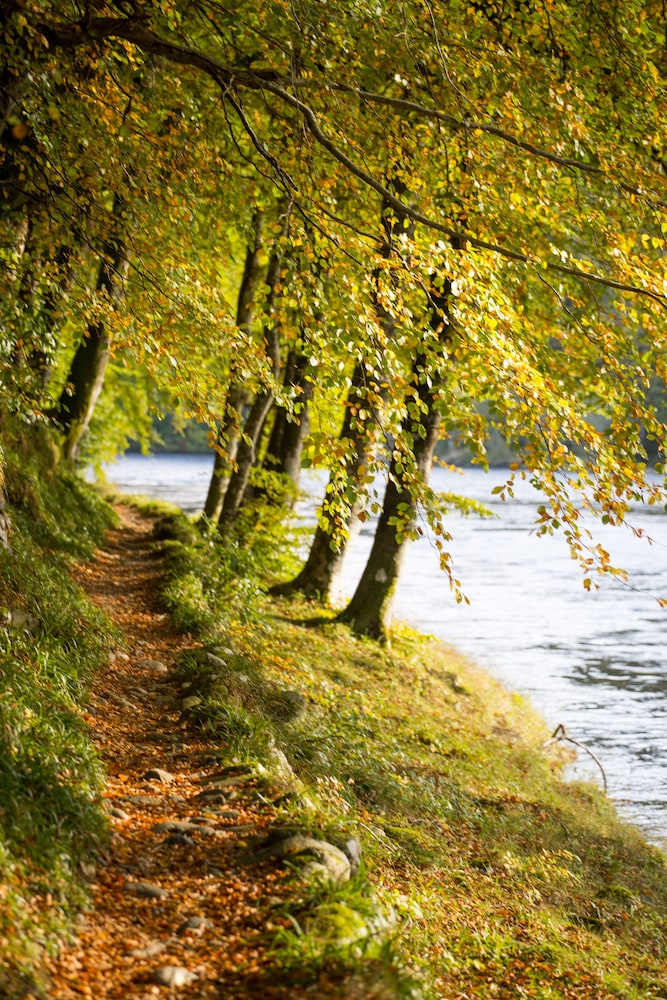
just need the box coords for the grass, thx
[0,422,118,997]
[1,436,666,999]
[154,497,667,1000]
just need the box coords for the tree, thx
[203,210,267,522]
[338,275,453,638]
[6,0,667,633]
[54,195,129,462]
[217,205,289,535]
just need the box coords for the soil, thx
[44,506,297,999]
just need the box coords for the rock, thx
[163,833,195,847]
[205,652,228,670]
[180,695,202,712]
[128,940,169,959]
[107,693,136,709]
[122,795,163,807]
[215,808,241,821]
[8,609,37,630]
[78,861,97,880]
[138,659,169,673]
[265,689,306,722]
[176,916,214,936]
[266,747,295,782]
[200,765,251,783]
[153,966,197,987]
[248,832,351,885]
[153,820,217,836]
[125,881,168,899]
[194,790,227,805]
[109,806,130,821]
[305,902,370,947]
[108,650,131,664]
[338,836,363,876]
[143,768,174,784]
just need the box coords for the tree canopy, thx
[3,0,667,634]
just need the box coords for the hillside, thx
[1,433,666,998]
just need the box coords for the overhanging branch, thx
[36,11,667,309]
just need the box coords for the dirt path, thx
[46,506,293,999]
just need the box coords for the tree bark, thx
[335,391,442,639]
[272,180,408,600]
[54,195,128,462]
[217,233,285,537]
[263,349,314,489]
[271,358,377,599]
[337,278,452,640]
[202,385,249,522]
[202,211,265,522]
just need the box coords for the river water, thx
[103,453,667,845]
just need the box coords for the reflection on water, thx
[103,453,667,845]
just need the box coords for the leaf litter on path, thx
[45,506,297,999]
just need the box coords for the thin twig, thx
[544,723,608,793]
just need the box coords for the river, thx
[102,453,667,845]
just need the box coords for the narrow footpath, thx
[46,506,294,999]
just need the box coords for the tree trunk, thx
[263,349,314,489]
[217,389,276,536]
[272,179,410,600]
[337,277,453,640]
[202,211,265,522]
[336,373,443,639]
[217,233,285,536]
[271,358,377,599]
[202,385,248,522]
[54,195,128,462]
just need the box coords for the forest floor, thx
[45,505,301,1000]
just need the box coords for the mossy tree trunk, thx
[203,211,265,523]
[54,195,128,463]
[217,237,284,537]
[337,279,453,640]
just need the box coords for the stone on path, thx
[128,941,169,959]
[143,767,174,783]
[138,658,169,673]
[177,916,214,936]
[125,881,169,899]
[153,820,217,836]
[153,966,198,987]
[108,806,130,820]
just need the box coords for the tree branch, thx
[36,12,667,309]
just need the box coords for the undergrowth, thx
[153,497,667,1000]
[0,423,118,997]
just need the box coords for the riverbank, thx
[103,452,667,842]
[1,451,666,997]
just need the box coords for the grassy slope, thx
[156,503,667,1000]
[0,426,118,997]
[0,434,665,999]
